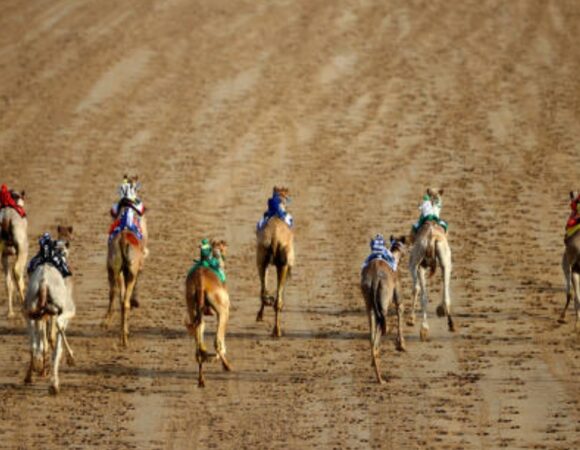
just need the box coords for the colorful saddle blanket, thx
[256,212,293,231]
[413,215,448,233]
[566,216,580,238]
[361,250,398,273]
[188,258,226,283]
[109,208,143,243]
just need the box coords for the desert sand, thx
[0,0,578,448]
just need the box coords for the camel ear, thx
[399,236,407,244]
[438,189,444,196]
[389,234,394,242]
[570,191,575,200]
[67,226,73,234]
[426,188,433,196]
[20,190,26,199]
[57,225,64,234]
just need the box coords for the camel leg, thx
[256,260,268,322]
[49,331,64,395]
[40,320,50,377]
[121,271,138,347]
[273,264,289,338]
[571,271,580,332]
[103,268,116,327]
[2,253,15,318]
[369,312,384,384]
[560,253,572,323]
[418,266,429,341]
[407,262,420,327]
[394,289,406,352]
[24,319,37,384]
[214,293,232,372]
[436,242,454,332]
[195,318,207,388]
[13,249,27,305]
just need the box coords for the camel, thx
[408,189,455,341]
[24,225,75,395]
[0,190,28,318]
[104,201,146,347]
[361,236,407,384]
[256,186,295,338]
[560,191,580,329]
[185,240,232,387]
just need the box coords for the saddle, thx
[256,211,294,231]
[109,208,143,243]
[565,216,580,240]
[362,250,398,272]
[188,258,226,283]
[27,242,72,278]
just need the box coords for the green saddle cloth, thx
[414,215,448,232]
[188,258,226,283]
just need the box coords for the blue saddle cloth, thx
[256,211,293,231]
[109,208,143,243]
[361,250,398,273]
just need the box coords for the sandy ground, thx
[0,0,579,448]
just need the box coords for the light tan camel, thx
[408,189,454,341]
[560,191,580,329]
[185,240,232,387]
[24,225,75,395]
[256,187,295,338]
[105,204,146,347]
[0,191,28,318]
[361,236,407,384]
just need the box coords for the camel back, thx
[257,217,294,268]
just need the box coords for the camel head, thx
[211,239,227,258]
[570,191,578,201]
[10,189,25,207]
[211,239,227,267]
[426,188,444,204]
[56,225,74,249]
[273,186,291,205]
[389,235,407,255]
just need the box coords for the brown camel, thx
[408,189,454,341]
[361,235,407,384]
[0,190,28,318]
[185,240,232,387]
[560,191,580,329]
[104,203,146,347]
[256,186,295,338]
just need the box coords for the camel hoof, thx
[24,374,32,384]
[66,355,76,367]
[272,328,282,338]
[557,317,567,324]
[198,379,205,388]
[222,361,232,372]
[396,341,406,352]
[406,317,415,327]
[256,312,264,322]
[420,327,429,342]
[377,377,386,385]
[130,298,139,309]
[48,384,59,396]
[436,304,446,318]
[7,311,16,319]
[448,320,456,332]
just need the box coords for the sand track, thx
[0,1,579,448]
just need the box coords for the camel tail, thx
[427,239,438,277]
[370,279,386,335]
[194,274,205,326]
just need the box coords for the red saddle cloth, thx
[0,185,26,218]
